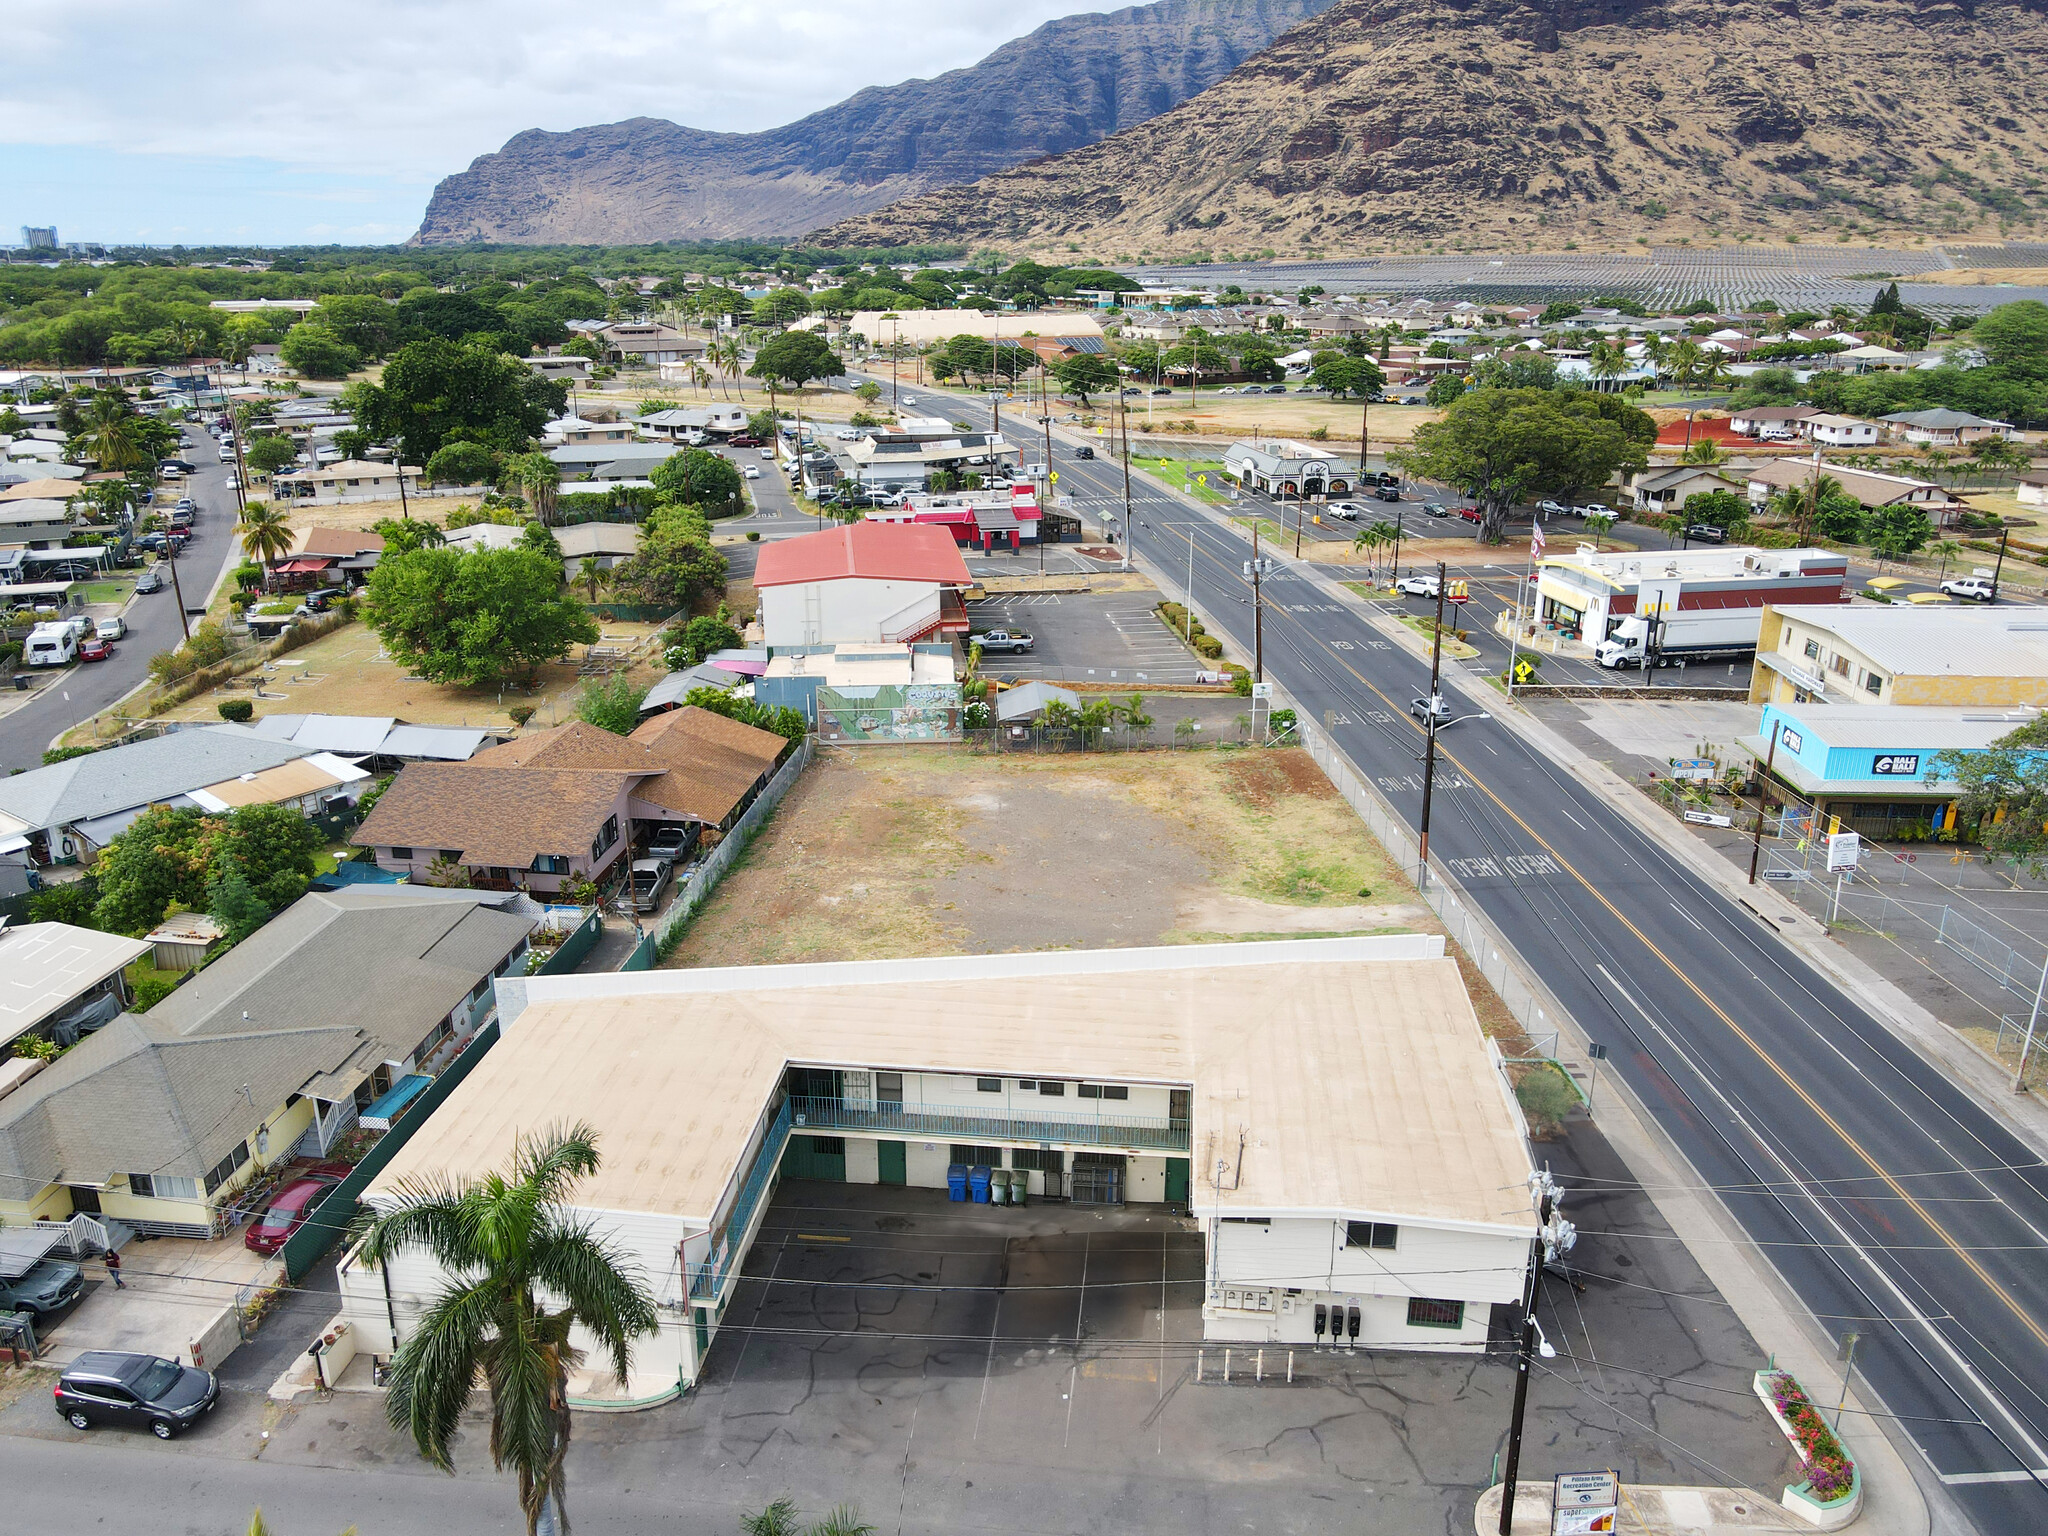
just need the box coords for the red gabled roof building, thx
[753,523,973,648]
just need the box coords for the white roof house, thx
[0,921,151,1050]
[345,938,1537,1408]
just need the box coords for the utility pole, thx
[1118,395,1134,574]
[1749,720,1784,885]
[1417,561,1448,890]
[1992,525,2010,605]
[1244,528,1273,683]
[165,536,191,643]
[1293,482,1305,559]
[1359,395,1370,498]
[1497,1187,1556,1536]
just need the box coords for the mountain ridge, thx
[814,0,2048,257]
[411,0,1338,245]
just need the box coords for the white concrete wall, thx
[867,1070,1178,1127]
[904,1139,953,1189]
[759,576,941,646]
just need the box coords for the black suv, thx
[56,1351,218,1439]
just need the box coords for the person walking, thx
[104,1247,124,1289]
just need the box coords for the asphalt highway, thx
[0,430,244,775]
[910,379,2048,1533]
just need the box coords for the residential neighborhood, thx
[11,143,2048,1536]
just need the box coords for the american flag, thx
[1531,521,1546,558]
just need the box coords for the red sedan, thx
[243,1163,354,1255]
[77,638,113,662]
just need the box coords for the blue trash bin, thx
[947,1163,969,1202]
[970,1165,993,1203]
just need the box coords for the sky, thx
[0,1,1084,248]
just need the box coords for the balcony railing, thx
[688,1096,792,1303]
[784,1095,1189,1153]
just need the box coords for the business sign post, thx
[1826,830,1862,925]
[1551,1470,1620,1534]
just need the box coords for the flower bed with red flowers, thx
[1761,1371,1857,1501]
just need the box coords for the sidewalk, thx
[1476,1482,1807,1535]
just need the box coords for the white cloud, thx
[1,1,1083,182]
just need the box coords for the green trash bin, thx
[988,1167,1008,1205]
[1009,1169,1029,1206]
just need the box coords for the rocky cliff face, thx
[816,0,2048,255]
[411,0,1338,245]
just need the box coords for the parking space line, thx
[1064,1232,1090,1449]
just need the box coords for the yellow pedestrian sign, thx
[1513,658,1538,684]
[1195,473,1207,487]
[1049,472,1059,483]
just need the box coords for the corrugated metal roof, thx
[1767,704,2039,750]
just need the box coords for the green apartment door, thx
[781,1135,847,1182]
[1164,1158,1190,1204]
[877,1141,907,1185]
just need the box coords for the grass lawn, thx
[1396,613,1482,659]
[77,581,131,605]
[1135,456,1233,505]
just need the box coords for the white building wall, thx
[758,576,942,647]
[845,1137,880,1185]
[1204,1216,1524,1350]
[904,1139,953,1189]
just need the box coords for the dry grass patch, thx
[662,745,1426,969]
[146,618,670,731]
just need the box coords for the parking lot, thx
[635,1150,1796,1536]
[967,589,1209,684]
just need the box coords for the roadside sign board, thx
[1250,682,1273,699]
[1668,758,1717,781]
[1827,831,1862,873]
[1684,810,1734,828]
[1551,1470,1619,1534]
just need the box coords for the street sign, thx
[1513,658,1539,684]
[1668,757,1717,781]
[1048,472,1059,484]
[1684,810,1734,828]
[1551,1470,1619,1535]
[1827,831,1862,873]
[1196,473,1208,487]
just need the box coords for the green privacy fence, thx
[534,908,603,975]
[279,1018,502,1284]
[620,931,657,971]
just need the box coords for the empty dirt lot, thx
[662,745,1433,968]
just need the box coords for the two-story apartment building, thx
[1749,605,2048,709]
[341,937,1538,1408]
[754,522,973,647]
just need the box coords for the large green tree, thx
[280,325,360,380]
[1053,353,1119,404]
[363,545,599,686]
[1396,387,1654,543]
[343,339,565,468]
[748,330,841,390]
[92,802,320,934]
[355,1123,657,1536]
[1933,715,2048,872]
[1309,355,1385,400]
[608,502,726,612]
[309,295,401,359]
[650,448,744,516]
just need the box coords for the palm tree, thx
[1638,333,1670,384]
[355,1123,657,1536]
[1587,340,1627,393]
[1680,437,1728,466]
[506,452,562,526]
[72,391,150,473]
[1584,509,1616,551]
[688,361,712,399]
[577,557,610,603]
[1664,339,1706,389]
[238,501,294,588]
[247,1512,357,1536]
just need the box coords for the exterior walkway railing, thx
[688,1096,793,1302]
[784,1095,1189,1153]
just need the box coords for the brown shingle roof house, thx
[349,710,787,893]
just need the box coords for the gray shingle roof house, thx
[0,725,318,862]
[0,887,536,1238]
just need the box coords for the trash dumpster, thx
[1008,1169,1028,1206]
[947,1163,969,1202]
[970,1165,992,1203]
[988,1167,1008,1205]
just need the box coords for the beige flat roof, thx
[373,939,1536,1237]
